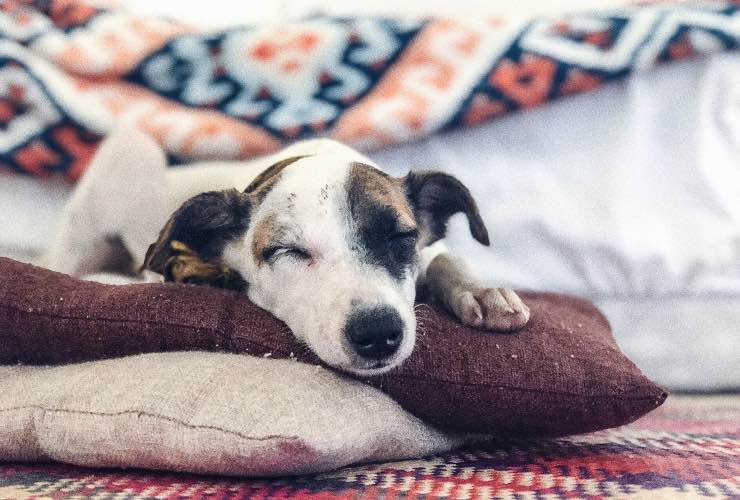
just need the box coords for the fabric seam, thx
[0,405,301,443]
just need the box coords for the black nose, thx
[345,306,404,360]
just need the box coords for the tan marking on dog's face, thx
[350,162,416,229]
[250,214,275,265]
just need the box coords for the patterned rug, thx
[0,1,738,179]
[0,395,737,499]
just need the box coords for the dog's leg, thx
[42,126,169,275]
[419,242,530,331]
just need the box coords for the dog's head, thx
[143,154,488,375]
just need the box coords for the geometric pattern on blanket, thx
[0,1,738,179]
[0,396,738,499]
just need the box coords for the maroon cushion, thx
[0,257,666,436]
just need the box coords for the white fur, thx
[418,240,449,282]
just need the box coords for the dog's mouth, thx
[340,357,403,377]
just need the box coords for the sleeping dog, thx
[47,129,529,376]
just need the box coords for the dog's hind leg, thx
[41,126,170,276]
[419,242,530,332]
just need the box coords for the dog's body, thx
[46,128,529,376]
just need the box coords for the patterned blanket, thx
[1,395,738,499]
[0,1,737,180]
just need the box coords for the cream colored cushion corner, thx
[0,352,461,476]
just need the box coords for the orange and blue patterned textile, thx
[0,0,738,180]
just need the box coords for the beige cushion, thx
[0,352,460,476]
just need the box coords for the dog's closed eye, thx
[262,245,312,263]
[388,230,417,263]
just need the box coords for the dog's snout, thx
[345,306,403,360]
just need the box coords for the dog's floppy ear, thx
[403,171,489,247]
[142,189,250,291]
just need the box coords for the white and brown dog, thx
[45,127,529,376]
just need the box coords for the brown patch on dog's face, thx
[250,215,280,266]
[349,162,416,228]
[245,155,308,202]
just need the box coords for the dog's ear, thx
[403,171,489,247]
[141,189,250,291]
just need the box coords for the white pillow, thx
[0,352,462,476]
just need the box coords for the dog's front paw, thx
[449,287,530,332]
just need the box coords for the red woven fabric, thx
[0,396,737,499]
